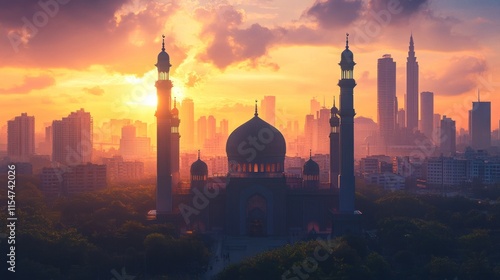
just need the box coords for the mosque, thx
[153,34,360,237]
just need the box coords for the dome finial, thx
[161,34,165,52]
[309,149,312,159]
[333,96,336,108]
[254,100,258,117]
[345,33,349,49]
[173,97,177,108]
[198,149,200,159]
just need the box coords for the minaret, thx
[156,35,173,216]
[338,33,356,214]
[171,97,181,189]
[329,96,340,189]
[406,34,419,131]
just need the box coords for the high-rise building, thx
[220,119,229,138]
[207,115,216,140]
[377,54,396,145]
[440,115,456,156]
[406,35,419,131]
[197,116,207,148]
[7,113,35,162]
[261,96,276,126]
[420,91,434,139]
[310,97,321,115]
[397,109,405,129]
[470,98,491,150]
[119,125,151,159]
[52,108,93,165]
[433,113,441,144]
[180,98,195,151]
[316,107,330,154]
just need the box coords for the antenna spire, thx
[197,149,200,159]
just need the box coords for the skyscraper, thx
[377,54,396,145]
[310,97,321,115]
[406,35,419,131]
[155,35,174,215]
[197,116,207,148]
[7,113,35,162]
[52,109,93,165]
[440,115,456,156]
[316,107,330,154]
[420,91,434,139]
[470,97,491,150]
[207,115,216,140]
[180,98,195,151]
[397,109,406,129]
[261,96,276,126]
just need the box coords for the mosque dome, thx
[303,157,320,175]
[190,151,208,176]
[226,112,286,162]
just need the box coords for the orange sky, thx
[1,0,499,135]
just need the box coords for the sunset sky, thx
[1,0,499,135]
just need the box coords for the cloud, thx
[83,86,104,96]
[0,75,55,94]
[195,5,283,70]
[305,0,363,29]
[368,0,428,19]
[0,0,182,74]
[423,56,487,96]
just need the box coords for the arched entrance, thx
[246,194,267,237]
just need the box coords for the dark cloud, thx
[305,0,363,29]
[0,74,55,94]
[82,86,104,96]
[195,5,284,70]
[0,0,182,74]
[369,0,428,17]
[423,56,487,96]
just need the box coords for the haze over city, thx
[1,0,499,134]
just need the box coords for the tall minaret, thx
[329,96,340,189]
[406,34,419,131]
[338,33,356,214]
[171,97,181,189]
[156,35,173,216]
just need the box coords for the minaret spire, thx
[345,33,349,49]
[198,149,200,159]
[309,149,312,159]
[161,34,165,52]
[254,100,258,116]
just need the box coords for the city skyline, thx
[1,0,500,133]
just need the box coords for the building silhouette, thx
[7,113,35,162]
[377,54,396,145]
[52,108,93,165]
[180,98,195,151]
[406,34,419,131]
[261,96,276,126]
[469,95,491,150]
[197,116,207,149]
[440,115,456,156]
[420,91,434,139]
